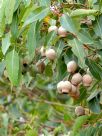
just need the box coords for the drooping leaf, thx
[5,50,20,86]
[69,39,86,68]
[23,6,50,27]
[2,32,11,55]
[5,0,16,24]
[26,22,37,56]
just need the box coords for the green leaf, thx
[60,14,78,34]
[72,115,89,136]
[5,0,16,24]
[70,9,98,17]
[86,58,102,80]
[69,39,86,68]
[5,50,20,86]
[11,13,19,39]
[23,0,31,7]
[23,6,50,27]
[87,91,101,113]
[87,91,101,101]
[2,32,11,55]
[39,0,51,6]
[75,85,87,104]
[26,22,37,56]
[2,113,9,128]
[94,16,102,38]
[44,63,53,77]
[78,30,94,45]
[0,61,5,77]
[56,40,64,58]
[0,0,6,37]
[64,49,77,65]
[57,56,67,81]
[14,0,22,11]
[88,97,101,114]
[45,31,57,46]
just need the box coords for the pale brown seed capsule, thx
[61,81,72,93]
[58,26,67,37]
[71,73,82,86]
[45,49,56,60]
[69,84,77,96]
[82,74,92,87]
[57,81,64,94]
[36,61,45,73]
[48,26,58,33]
[72,90,80,99]
[75,106,85,116]
[67,61,77,73]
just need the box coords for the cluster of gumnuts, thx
[57,60,92,116]
[39,25,67,59]
[39,24,92,116]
